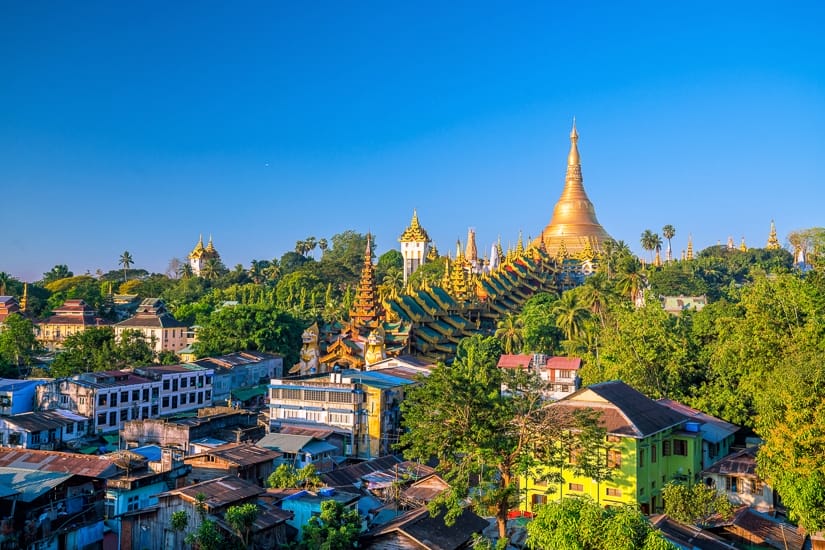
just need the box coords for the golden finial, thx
[516,231,524,256]
[441,256,451,288]
[686,234,694,260]
[399,209,430,243]
[20,283,28,312]
[766,219,781,250]
[568,117,580,166]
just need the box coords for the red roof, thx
[545,357,582,371]
[497,355,532,369]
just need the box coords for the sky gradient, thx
[2,1,824,281]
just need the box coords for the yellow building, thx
[35,299,111,351]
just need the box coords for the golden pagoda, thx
[766,220,781,250]
[349,233,383,329]
[686,234,694,260]
[465,228,478,265]
[740,237,747,252]
[533,120,613,256]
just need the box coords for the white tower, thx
[398,210,431,283]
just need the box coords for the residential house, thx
[121,407,263,453]
[0,448,120,550]
[0,378,43,416]
[37,370,160,434]
[521,381,702,515]
[256,432,338,472]
[497,354,582,400]
[0,409,89,449]
[709,506,807,550]
[0,296,20,324]
[269,367,419,459]
[133,363,214,415]
[114,298,188,354]
[183,442,281,486]
[104,448,191,548]
[649,515,739,550]
[359,506,489,550]
[35,298,111,351]
[188,351,283,406]
[702,446,776,512]
[658,398,739,469]
[37,370,170,433]
[121,475,292,550]
[281,488,361,541]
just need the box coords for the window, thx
[329,413,352,424]
[151,405,159,416]
[66,423,74,434]
[607,435,621,443]
[127,495,139,512]
[181,377,187,388]
[725,476,738,493]
[282,389,301,400]
[329,392,352,403]
[110,393,117,406]
[98,394,107,407]
[205,375,212,385]
[98,413,107,426]
[673,439,687,456]
[121,391,128,402]
[606,488,622,497]
[751,479,763,494]
[531,494,547,506]
[163,380,170,391]
[568,483,584,492]
[31,432,41,444]
[662,440,671,456]
[205,390,211,401]
[151,388,159,399]
[197,392,203,404]
[607,449,622,469]
[639,449,645,467]
[60,394,69,405]
[142,407,148,419]
[189,392,195,403]
[120,409,128,421]
[162,397,169,408]
[639,488,645,495]
[109,411,117,426]
[172,379,178,392]
[305,390,326,402]
[180,394,187,405]
[651,444,657,463]
[561,385,569,392]
[79,397,86,405]
[569,447,582,465]
[190,376,196,386]
[172,396,178,409]
[132,390,140,401]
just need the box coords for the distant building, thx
[183,442,281,486]
[496,354,582,400]
[0,409,89,449]
[0,296,20,324]
[658,398,739,469]
[188,234,222,277]
[114,298,188,354]
[188,351,283,406]
[0,378,44,416]
[281,488,361,541]
[702,446,776,513]
[661,295,707,315]
[35,299,111,350]
[256,432,338,472]
[133,363,214,414]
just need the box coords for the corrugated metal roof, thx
[0,448,119,478]
[0,467,73,502]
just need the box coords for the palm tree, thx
[615,257,647,304]
[662,225,676,262]
[119,251,134,282]
[640,230,658,263]
[263,259,281,283]
[304,236,317,258]
[578,273,613,326]
[495,313,524,354]
[552,291,591,341]
[200,258,221,281]
[177,263,193,279]
[318,238,329,256]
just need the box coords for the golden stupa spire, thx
[465,228,478,263]
[533,120,613,256]
[441,255,451,288]
[740,236,747,252]
[686,234,694,260]
[20,283,28,312]
[189,234,205,259]
[766,220,781,250]
[516,231,524,256]
[399,209,430,243]
[654,248,662,267]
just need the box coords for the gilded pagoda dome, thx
[533,121,613,256]
[189,234,206,260]
[399,209,431,243]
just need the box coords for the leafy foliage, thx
[224,502,259,545]
[525,497,674,550]
[661,482,734,526]
[49,328,155,378]
[299,499,362,550]
[267,463,322,489]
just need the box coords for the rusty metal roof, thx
[0,448,119,478]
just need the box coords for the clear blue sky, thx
[2,1,823,281]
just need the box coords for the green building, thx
[521,381,702,515]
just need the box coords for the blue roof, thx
[131,445,162,462]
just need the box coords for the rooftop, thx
[167,475,264,509]
[189,442,281,467]
[0,448,119,478]
[658,398,739,443]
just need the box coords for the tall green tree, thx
[495,313,524,354]
[519,292,562,354]
[119,251,134,282]
[552,290,591,341]
[661,482,734,527]
[41,264,73,284]
[662,224,676,262]
[224,503,259,546]
[0,313,39,376]
[399,335,571,540]
[640,229,658,263]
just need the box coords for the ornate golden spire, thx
[441,255,451,288]
[20,283,28,312]
[516,231,524,256]
[533,121,613,256]
[740,236,747,252]
[189,234,205,259]
[426,244,439,261]
[686,234,694,260]
[399,209,431,243]
[654,248,662,267]
[349,233,383,328]
[465,228,478,262]
[766,220,781,250]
